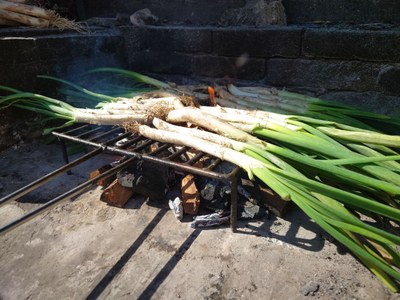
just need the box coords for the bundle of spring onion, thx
[1,69,399,292]
[0,0,83,31]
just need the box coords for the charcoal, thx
[200,181,219,201]
[220,185,231,204]
[239,202,267,220]
[213,161,237,175]
[199,180,230,212]
[117,160,169,201]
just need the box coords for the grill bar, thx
[53,126,239,181]
[0,157,137,236]
[165,146,190,160]
[0,147,103,208]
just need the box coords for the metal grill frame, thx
[53,124,241,231]
[0,123,241,235]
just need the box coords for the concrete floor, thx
[0,143,396,300]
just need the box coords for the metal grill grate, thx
[0,124,241,235]
[53,124,240,181]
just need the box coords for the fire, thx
[207,86,216,106]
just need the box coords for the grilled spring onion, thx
[0,88,180,127]
[226,84,400,133]
[0,0,83,30]
[167,107,400,194]
[137,121,400,291]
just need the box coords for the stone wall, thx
[122,25,400,114]
[84,0,245,24]
[0,28,125,92]
[82,0,400,25]
[1,24,399,109]
[282,0,400,24]
[0,27,125,150]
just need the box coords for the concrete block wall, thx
[121,25,400,89]
[0,28,125,92]
[282,0,400,24]
[121,26,302,80]
[122,25,400,114]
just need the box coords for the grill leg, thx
[230,175,238,232]
[59,138,72,175]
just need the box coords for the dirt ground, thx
[0,142,398,300]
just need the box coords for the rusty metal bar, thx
[0,147,103,208]
[204,158,222,171]
[54,130,238,181]
[147,143,171,156]
[185,152,205,166]
[165,146,190,160]
[88,127,125,142]
[0,130,134,209]
[0,157,137,236]
[62,124,90,135]
[76,126,103,139]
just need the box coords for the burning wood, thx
[100,178,133,208]
[181,174,200,215]
[89,164,116,187]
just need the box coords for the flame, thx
[207,86,216,106]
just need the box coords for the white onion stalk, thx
[154,118,246,151]
[153,117,302,172]
[150,119,293,200]
[99,96,184,110]
[138,124,264,179]
[75,108,147,115]
[72,111,149,125]
[227,84,308,114]
[227,122,258,133]
[0,91,150,126]
[166,107,265,147]
[199,106,301,131]
[155,117,400,196]
[199,105,289,122]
